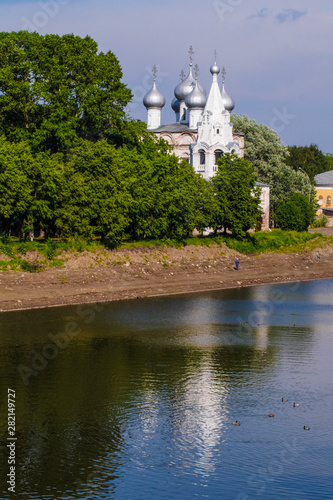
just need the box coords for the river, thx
[1,279,333,499]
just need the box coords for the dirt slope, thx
[1,242,333,312]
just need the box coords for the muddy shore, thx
[1,240,333,312]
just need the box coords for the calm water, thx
[1,280,333,499]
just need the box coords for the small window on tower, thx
[214,150,223,164]
[199,150,205,165]
[216,129,220,134]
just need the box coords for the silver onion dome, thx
[185,80,207,109]
[171,96,180,112]
[174,65,206,101]
[221,84,235,112]
[143,81,166,109]
[210,61,220,75]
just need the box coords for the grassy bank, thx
[0,230,331,272]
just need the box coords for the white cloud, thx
[276,8,307,23]
[248,8,273,19]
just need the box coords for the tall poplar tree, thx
[231,115,313,214]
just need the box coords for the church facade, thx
[143,49,270,230]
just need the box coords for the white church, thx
[143,48,270,230]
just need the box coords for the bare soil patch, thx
[1,243,333,312]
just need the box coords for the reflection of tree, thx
[0,296,315,499]
[0,335,128,498]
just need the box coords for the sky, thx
[1,0,332,152]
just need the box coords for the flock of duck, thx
[232,398,311,430]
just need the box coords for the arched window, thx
[214,150,223,164]
[326,196,331,207]
[231,149,236,154]
[199,150,205,165]
[318,195,323,206]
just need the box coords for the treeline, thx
[286,144,333,181]
[0,31,263,244]
[0,133,262,244]
[230,116,320,215]
[0,32,320,244]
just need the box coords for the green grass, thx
[121,230,328,254]
[0,230,331,272]
[207,230,328,254]
[119,230,331,254]
[0,256,44,272]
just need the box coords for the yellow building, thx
[314,170,333,216]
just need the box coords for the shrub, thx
[20,260,44,272]
[275,193,315,231]
[311,215,329,228]
[0,244,15,258]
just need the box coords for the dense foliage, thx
[0,32,264,244]
[1,32,323,244]
[286,144,332,181]
[274,193,315,232]
[231,115,314,215]
[311,214,329,229]
[211,155,262,239]
[0,133,218,244]
[0,31,131,153]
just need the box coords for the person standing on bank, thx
[235,257,239,271]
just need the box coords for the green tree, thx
[0,31,132,153]
[54,140,132,244]
[64,138,213,243]
[286,144,330,181]
[231,115,313,214]
[274,193,315,231]
[326,153,333,171]
[0,136,35,236]
[210,154,262,239]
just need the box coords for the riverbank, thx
[1,239,333,312]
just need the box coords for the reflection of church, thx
[143,48,270,230]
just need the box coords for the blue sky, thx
[1,0,332,153]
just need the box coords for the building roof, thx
[150,122,244,136]
[255,181,271,188]
[150,123,197,133]
[314,170,333,186]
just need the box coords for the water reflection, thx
[0,280,332,499]
[175,357,229,475]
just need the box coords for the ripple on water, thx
[1,280,333,499]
